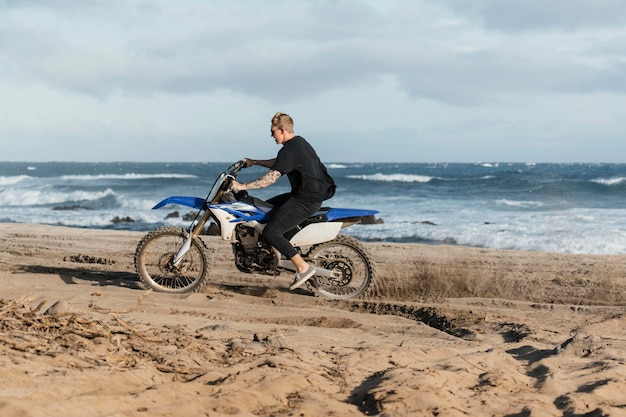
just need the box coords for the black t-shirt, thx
[271,136,336,202]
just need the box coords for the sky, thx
[1,0,626,163]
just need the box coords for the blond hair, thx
[271,112,294,133]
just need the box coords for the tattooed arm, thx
[243,158,276,169]
[232,169,282,191]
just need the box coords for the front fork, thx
[172,210,212,266]
[172,236,193,266]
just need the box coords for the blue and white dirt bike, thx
[134,161,378,299]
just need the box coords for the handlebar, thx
[235,159,247,171]
[205,160,250,204]
[229,160,248,175]
[221,160,248,192]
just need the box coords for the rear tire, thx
[305,234,375,300]
[134,226,210,293]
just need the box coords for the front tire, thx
[134,226,210,293]
[305,234,376,300]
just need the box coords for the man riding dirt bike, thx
[230,112,336,291]
[134,113,378,300]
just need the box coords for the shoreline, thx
[3,219,625,256]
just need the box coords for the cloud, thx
[3,0,623,107]
[440,0,626,32]
[1,0,626,162]
[2,2,373,99]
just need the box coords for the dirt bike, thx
[134,161,378,299]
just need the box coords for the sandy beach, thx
[1,223,625,416]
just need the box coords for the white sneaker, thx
[289,265,316,290]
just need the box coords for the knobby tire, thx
[305,234,376,300]
[134,226,210,293]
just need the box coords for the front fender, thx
[152,196,206,210]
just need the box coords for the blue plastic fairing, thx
[323,208,379,222]
[152,196,206,210]
[209,202,270,222]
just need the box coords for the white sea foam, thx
[0,175,32,186]
[496,199,545,209]
[0,188,115,206]
[347,173,434,183]
[346,208,626,255]
[60,173,198,181]
[591,177,626,186]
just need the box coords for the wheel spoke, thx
[135,227,210,293]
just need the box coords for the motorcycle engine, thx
[237,225,258,254]
[233,225,278,274]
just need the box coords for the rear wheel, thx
[134,226,210,293]
[305,234,375,299]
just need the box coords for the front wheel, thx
[134,226,210,293]
[305,235,376,300]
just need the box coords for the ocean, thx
[1,161,626,255]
